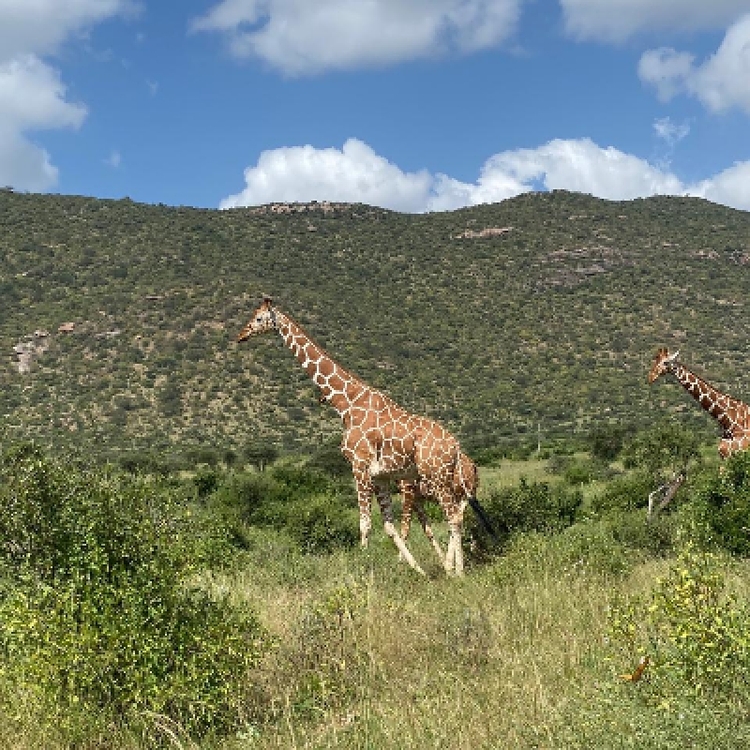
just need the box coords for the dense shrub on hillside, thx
[466,478,582,557]
[691,451,750,556]
[622,421,701,480]
[307,437,351,477]
[588,423,635,462]
[0,444,266,743]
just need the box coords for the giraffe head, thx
[237,296,277,342]
[648,347,680,384]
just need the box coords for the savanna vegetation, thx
[2,190,750,747]
[1,419,750,749]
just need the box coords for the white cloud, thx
[653,117,690,146]
[190,0,522,75]
[560,0,749,43]
[220,139,436,212]
[104,150,122,168]
[0,0,133,191]
[638,48,694,101]
[0,0,136,61]
[694,161,750,209]
[0,56,87,190]
[639,15,750,114]
[220,136,750,214]
[0,56,87,131]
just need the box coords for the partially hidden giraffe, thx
[648,347,750,458]
[237,297,491,575]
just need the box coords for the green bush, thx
[284,494,360,553]
[467,478,582,557]
[691,451,750,556]
[211,464,359,554]
[588,423,634,462]
[609,544,750,699]
[0,445,266,743]
[306,437,351,477]
[591,470,657,514]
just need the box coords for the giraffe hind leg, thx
[414,501,446,564]
[401,482,445,565]
[375,484,426,576]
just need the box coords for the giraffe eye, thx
[256,317,262,323]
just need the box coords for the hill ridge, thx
[2,189,750,456]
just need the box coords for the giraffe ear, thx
[667,350,679,362]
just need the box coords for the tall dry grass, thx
[205,516,750,750]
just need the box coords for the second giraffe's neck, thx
[274,310,368,420]
[669,363,749,434]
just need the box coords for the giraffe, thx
[648,347,750,458]
[237,297,485,575]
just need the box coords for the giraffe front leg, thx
[354,474,373,548]
[401,481,445,564]
[375,483,426,576]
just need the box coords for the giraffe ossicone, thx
[237,297,489,576]
[649,347,750,458]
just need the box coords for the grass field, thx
[200,517,750,750]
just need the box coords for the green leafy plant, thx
[690,450,750,556]
[0,445,267,743]
[609,544,750,698]
[467,478,582,557]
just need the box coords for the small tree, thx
[621,421,701,516]
[243,441,279,471]
[623,421,700,478]
[588,423,634,462]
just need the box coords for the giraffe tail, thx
[468,496,497,541]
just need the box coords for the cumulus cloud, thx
[0,0,133,190]
[639,15,750,114]
[220,137,750,214]
[559,0,749,43]
[190,0,522,75]
[220,139,436,211]
[694,161,750,209]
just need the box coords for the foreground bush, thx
[0,444,266,744]
[609,544,750,699]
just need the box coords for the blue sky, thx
[2,1,750,213]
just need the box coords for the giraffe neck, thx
[274,311,368,421]
[669,363,749,435]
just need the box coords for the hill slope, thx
[2,188,750,456]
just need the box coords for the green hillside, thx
[2,187,750,457]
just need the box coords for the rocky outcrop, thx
[454,226,514,239]
[13,330,50,374]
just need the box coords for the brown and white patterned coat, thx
[649,347,750,458]
[237,297,479,575]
